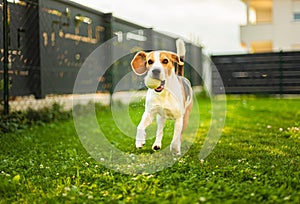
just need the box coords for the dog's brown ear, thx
[170,53,184,76]
[170,53,184,66]
[131,51,148,75]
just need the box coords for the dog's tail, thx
[176,39,185,76]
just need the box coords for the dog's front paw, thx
[170,143,181,156]
[136,140,145,149]
[152,143,161,151]
[136,129,146,149]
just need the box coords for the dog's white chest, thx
[146,90,183,119]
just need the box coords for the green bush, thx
[0,103,71,134]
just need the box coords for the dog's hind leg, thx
[152,115,166,151]
[136,112,154,149]
[181,100,193,140]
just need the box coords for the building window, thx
[250,41,273,53]
[293,0,300,21]
[294,13,300,21]
[249,7,257,24]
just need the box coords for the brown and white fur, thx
[131,39,193,155]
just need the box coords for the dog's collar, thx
[155,80,165,93]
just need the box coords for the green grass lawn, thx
[0,95,300,203]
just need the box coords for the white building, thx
[240,0,300,53]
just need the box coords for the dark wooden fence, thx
[211,51,300,95]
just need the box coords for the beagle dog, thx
[131,39,193,155]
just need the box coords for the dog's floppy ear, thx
[170,53,184,66]
[169,52,184,76]
[131,51,148,75]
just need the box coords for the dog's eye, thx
[148,59,154,65]
[162,59,168,64]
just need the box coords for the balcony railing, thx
[240,23,273,43]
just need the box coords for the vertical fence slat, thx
[3,0,9,115]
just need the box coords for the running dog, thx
[131,39,193,155]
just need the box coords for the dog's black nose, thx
[152,69,161,78]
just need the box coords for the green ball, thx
[145,77,161,89]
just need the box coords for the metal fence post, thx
[104,13,113,101]
[3,0,9,115]
[279,50,283,97]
